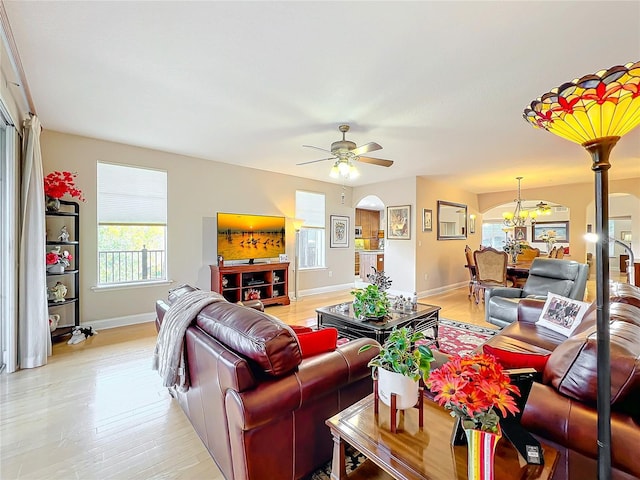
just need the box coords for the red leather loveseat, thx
[482,282,640,479]
[155,285,379,480]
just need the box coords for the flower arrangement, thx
[44,171,85,201]
[539,230,557,250]
[46,248,73,268]
[503,238,525,257]
[426,353,520,433]
[366,266,392,291]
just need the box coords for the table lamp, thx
[523,61,640,479]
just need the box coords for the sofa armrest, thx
[237,299,264,311]
[226,337,379,430]
[517,298,546,324]
[485,287,523,304]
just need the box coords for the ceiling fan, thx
[297,125,393,178]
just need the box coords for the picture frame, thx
[531,221,569,243]
[422,208,433,232]
[330,215,350,248]
[278,253,289,262]
[387,205,411,239]
[514,226,527,241]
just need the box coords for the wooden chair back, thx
[548,247,557,258]
[555,247,565,259]
[517,247,540,262]
[473,247,508,286]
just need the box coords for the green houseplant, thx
[351,284,391,320]
[359,326,435,409]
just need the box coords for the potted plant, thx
[359,326,434,409]
[351,284,390,320]
[426,353,520,480]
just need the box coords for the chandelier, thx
[501,177,537,227]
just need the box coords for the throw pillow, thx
[296,327,338,358]
[483,344,550,371]
[536,292,591,337]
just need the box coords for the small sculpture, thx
[58,225,70,242]
[47,281,68,302]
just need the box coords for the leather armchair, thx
[485,258,589,328]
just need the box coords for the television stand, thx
[210,262,290,306]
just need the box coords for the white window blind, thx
[97,163,167,225]
[295,191,324,227]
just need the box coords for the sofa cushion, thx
[483,343,550,371]
[296,328,338,358]
[544,320,640,416]
[196,301,302,377]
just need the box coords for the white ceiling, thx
[4,1,640,193]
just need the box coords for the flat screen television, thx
[217,212,286,264]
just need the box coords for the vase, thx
[464,425,501,480]
[47,264,65,274]
[377,367,419,410]
[46,196,61,212]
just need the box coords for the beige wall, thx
[41,130,356,325]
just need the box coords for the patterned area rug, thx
[427,318,497,356]
[309,319,497,479]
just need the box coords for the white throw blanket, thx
[152,290,225,390]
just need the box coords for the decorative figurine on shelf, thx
[245,288,261,301]
[47,281,68,302]
[49,314,60,332]
[58,225,70,242]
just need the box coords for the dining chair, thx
[516,247,540,262]
[464,245,477,299]
[548,247,557,258]
[555,248,565,259]
[472,247,508,304]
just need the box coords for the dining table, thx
[507,261,533,287]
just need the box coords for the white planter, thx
[377,367,419,410]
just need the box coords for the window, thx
[97,163,167,285]
[481,222,508,250]
[295,191,325,269]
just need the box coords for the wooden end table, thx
[326,394,558,480]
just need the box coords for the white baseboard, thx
[419,281,468,298]
[293,282,355,299]
[84,312,155,330]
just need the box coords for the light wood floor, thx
[1,279,602,479]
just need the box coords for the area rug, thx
[427,318,497,356]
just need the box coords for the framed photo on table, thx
[387,205,411,239]
[514,226,527,241]
[422,209,433,232]
[330,215,349,248]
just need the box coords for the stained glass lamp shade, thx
[523,61,640,480]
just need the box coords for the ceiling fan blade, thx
[303,144,333,155]
[356,156,394,167]
[350,142,382,156]
[296,157,336,166]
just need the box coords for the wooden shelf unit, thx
[46,200,80,341]
[210,262,290,306]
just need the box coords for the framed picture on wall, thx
[532,221,569,243]
[330,215,349,248]
[514,226,527,241]
[387,205,411,239]
[422,209,433,232]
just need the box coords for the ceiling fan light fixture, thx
[329,164,340,178]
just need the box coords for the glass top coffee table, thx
[316,302,440,346]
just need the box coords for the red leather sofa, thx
[155,285,379,480]
[482,282,640,479]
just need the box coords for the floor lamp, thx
[524,61,640,480]
[293,218,305,301]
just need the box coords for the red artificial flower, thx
[46,252,60,265]
[426,353,520,433]
[44,171,85,201]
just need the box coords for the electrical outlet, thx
[328,271,333,277]
[424,273,429,281]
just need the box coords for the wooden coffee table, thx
[326,394,558,480]
[316,302,440,346]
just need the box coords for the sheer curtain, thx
[18,115,49,368]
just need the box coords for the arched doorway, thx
[355,195,385,282]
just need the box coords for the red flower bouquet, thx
[426,353,520,433]
[44,171,85,201]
